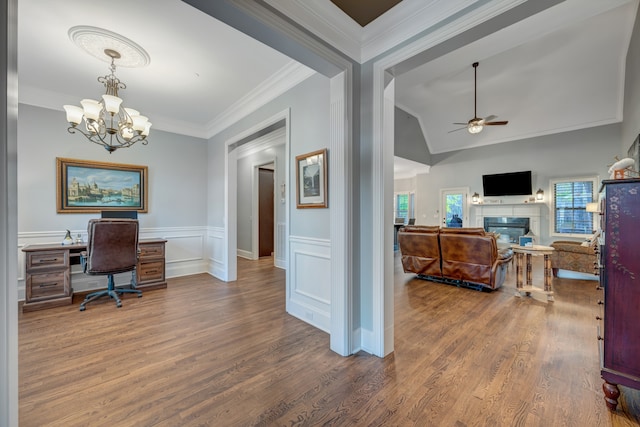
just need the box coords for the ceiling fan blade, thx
[448,126,468,133]
[484,121,508,126]
[452,122,468,125]
[483,115,497,122]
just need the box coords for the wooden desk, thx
[22,239,167,312]
[512,244,555,302]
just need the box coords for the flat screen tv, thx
[482,170,532,197]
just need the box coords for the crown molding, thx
[264,0,363,61]
[19,62,313,141]
[264,0,529,64]
[204,61,315,139]
[361,0,488,63]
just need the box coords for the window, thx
[394,192,415,222]
[551,177,597,236]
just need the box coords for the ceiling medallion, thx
[68,26,150,68]
[63,27,152,153]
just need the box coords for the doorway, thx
[258,166,275,257]
[440,187,470,228]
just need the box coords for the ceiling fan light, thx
[468,124,483,134]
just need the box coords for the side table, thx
[512,244,555,302]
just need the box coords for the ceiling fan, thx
[449,61,508,134]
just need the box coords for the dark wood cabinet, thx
[136,240,167,290]
[22,239,167,312]
[599,179,640,410]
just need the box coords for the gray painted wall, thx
[207,73,330,240]
[17,104,208,233]
[394,107,431,165]
[409,123,620,245]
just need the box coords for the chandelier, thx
[64,48,151,153]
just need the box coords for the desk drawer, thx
[137,260,165,284]
[26,250,69,271]
[27,271,69,300]
[139,243,165,259]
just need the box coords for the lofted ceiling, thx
[17,0,639,163]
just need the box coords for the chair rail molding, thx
[17,226,210,300]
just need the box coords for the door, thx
[441,187,469,228]
[258,168,274,257]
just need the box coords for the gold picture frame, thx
[295,149,328,209]
[56,157,148,213]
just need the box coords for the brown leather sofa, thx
[398,226,514,290]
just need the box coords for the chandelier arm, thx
[67,125,148,153]
[64,48,151,152]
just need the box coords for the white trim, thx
[263,0,528,63]
[329,71,353,356]
[224,109,291,284]
[549,175,599,238]
[440,187,471,227]
[372,0,543,358]
[17,226,213,300]
[288,235,331,333]
[206,62,313,139]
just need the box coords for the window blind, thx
[553,180,594,234]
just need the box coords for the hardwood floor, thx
[19,255,640,426]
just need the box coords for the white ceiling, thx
[17,0,639,162]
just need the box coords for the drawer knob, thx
[598,336,604,341]
[597,300,604,305]
[596,316,602,320]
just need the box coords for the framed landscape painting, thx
[56,157,148,213]
[295,149,328,208]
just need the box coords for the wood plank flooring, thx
[19,255,640,426]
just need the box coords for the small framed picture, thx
[519,236,533,247]
[295,149,328,209]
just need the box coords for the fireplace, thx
[484,217,530,244]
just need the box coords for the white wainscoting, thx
[207,226,226,280]
[288,235,331,333]
[275,222,286,269]
[17,226,211,301]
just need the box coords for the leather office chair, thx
[79,219,142,311]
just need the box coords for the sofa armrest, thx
[497,248,513,262]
